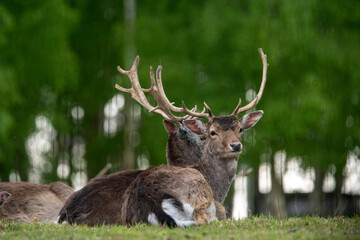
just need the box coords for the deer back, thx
[0,182,74,223]
[58,169,141,226]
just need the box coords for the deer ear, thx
[183,119,206,135]
[240,110,263,130]
[163,120,178,135]
[0,191,11,206]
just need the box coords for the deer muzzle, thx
[230,143,242,152]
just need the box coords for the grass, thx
[1,216,359,240]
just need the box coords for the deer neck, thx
[193,141,239,203]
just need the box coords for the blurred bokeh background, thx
[0,0,359,218]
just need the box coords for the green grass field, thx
[1,216,359,240]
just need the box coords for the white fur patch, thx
[161,198,196,227]
[174,219,196,227]
[147,213,160,226]
[54,216,60,224]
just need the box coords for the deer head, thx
[163,119,206,167]
[185,111,263,160]
[0,191,11,207]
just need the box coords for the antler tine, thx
[116,56,170,120]
[155,65,187,113]
[145,66,157,92]
[181,101,212,120]
[144,64,212,122]
[185,106,202,120]
[231,98,242,116]
[116,56,200,122]
[142,65,193,122]
[151,62,212,120]
[232,48,268,116]
[203,102,213,118]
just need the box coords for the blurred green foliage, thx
[0,0,359,206]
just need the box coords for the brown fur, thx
[58,120,220,226]
[185,112,263,203]
[0,182,74,223]
[58,111,264,226]
[58,169,141,225]
[164,120,226,219]
[0,191,11,207]
[164,120,206,167]
[121,166,213,226]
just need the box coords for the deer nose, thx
[230,143,242,152]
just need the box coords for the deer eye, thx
[239,128,243,133]
[210,130,217,136]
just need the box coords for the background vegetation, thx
[0,0,359,216]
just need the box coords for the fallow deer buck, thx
[57,115,221,226]
[115,48,267,224]
[57,114,219,226]
[57,61,230,227]
[0,182,74,223]
[116,48,267,204]
[58,48,267,227]
[57,121,221,226]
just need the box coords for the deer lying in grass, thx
[0,164,112,223]
[0,182,74,223]
[118,48,266,224]
[57,120,219,226]
[59,48,267,226]
[116,49,266,222]
[116,48,266,203]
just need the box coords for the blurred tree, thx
[0,0,358,217]
[0,0,78,182]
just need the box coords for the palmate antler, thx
[115,48,268,121]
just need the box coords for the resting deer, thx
[115,48,267,204]
[57,119,219,226]
[0,164,112,223]
[117,48,266,224]
[0,182,74,222]
[57,120,217,226]
[59,48,267,226]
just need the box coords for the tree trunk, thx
[310,165,324,215]
[269,156,287,218]
[122,0,137,170]
[333,172,344,216]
